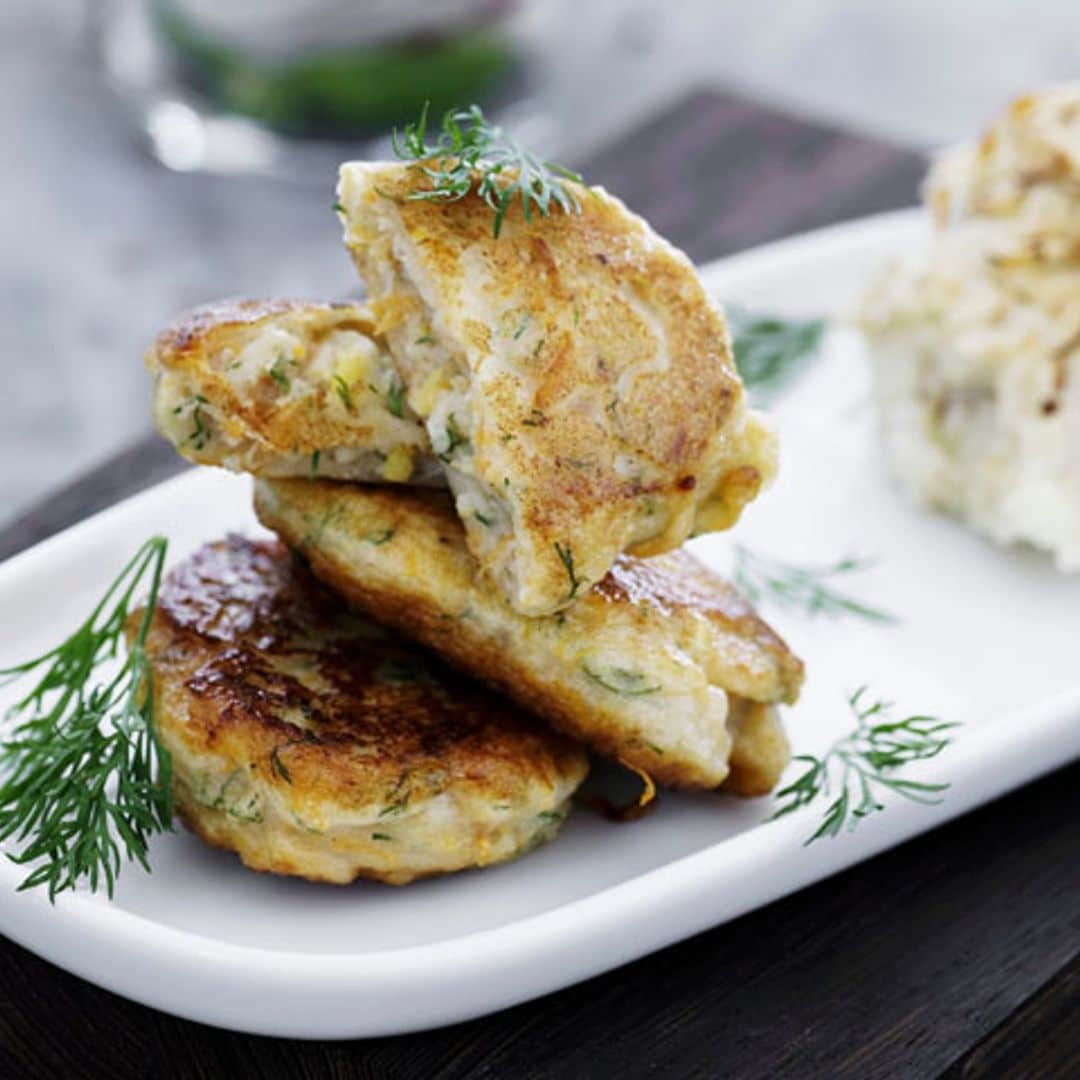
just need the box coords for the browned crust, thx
[338,163,775,611]
[255,479,804,791]
[135,536,587,812]
[151,298,321,358]
[146,298,423,460]
[598,551,804,703]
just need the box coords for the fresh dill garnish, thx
[331,200,345,214]
[733,546,896,623]
[386,381,406,419]
[187,395,211,450]
[331,374,354,411]
[391,103,584,238]
[727,305,825,407]
[772,688,959,844]
[554,542,581,600]
[512,313,531,339]
[474,512,493,526]
[581,664,661,697]
[268,354,291,392]
[371,832,393,842]
[309,449,320,477]
[439,413,469,462]
[364,527,396,546]
[415,335,434,346]
[0,538,173,900]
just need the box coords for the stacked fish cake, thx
[144,159,804,885]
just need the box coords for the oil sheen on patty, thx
[130,535,588,885]
[256,478,804,792]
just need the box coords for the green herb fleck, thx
[378,774,412,819]
[439,413,469,462]
[187,395,211,450]
[415,334,434,345]
[772,688,959,844]
[332,374,354,411]
[364,527,396,546]
[554,541,581,600]
[332,200,345,214]
[582,664,661,697]
[268,354,291,392]
[522,408,546,427]
[371,832,393,842]
[537,810,565,824]
[309,449,320,477]
[474,512,493,526]
[303,505,338,549]
[269,746,292,784]
[512,313,531,339]
[386,381,406,419]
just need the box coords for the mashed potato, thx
[860,84,1080,567]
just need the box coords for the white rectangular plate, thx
[2,209,1078,1039]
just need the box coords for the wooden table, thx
[1,91,1076,1079]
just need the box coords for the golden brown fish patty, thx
[133,535,588,885]
[337,162,777,615]
[255,479,803,791]
[147,298,442,486]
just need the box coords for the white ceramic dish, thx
[2,209,1078,1039]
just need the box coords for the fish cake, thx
[336,162,777,614]
[147,298,442,486]
[132,535,588,885]
[255,479,804,791]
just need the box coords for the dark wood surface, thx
[2,89,1077,1079]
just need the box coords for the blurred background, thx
[3,0,1077,529]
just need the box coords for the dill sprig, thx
[733,545,896,624]
[554,541,581,600]
[727,305,825,406]
[773,687,959,844]
[392,103,583,238]
[0,538,173,900]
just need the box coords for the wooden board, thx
[2,88,1076,1080]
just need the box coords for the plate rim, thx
[3,205,1077,1039]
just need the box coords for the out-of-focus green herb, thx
[734,546,896,624]
[727,305,825,406]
